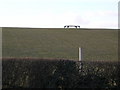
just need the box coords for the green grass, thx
[2,27,118,61]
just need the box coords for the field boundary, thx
[2,27,118,30]
[2,57,119,88]
[2,57,119,63]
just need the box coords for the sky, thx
[0,0,119,29]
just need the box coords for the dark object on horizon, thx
[64,25,80,28]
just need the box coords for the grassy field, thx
[2,27,118,61]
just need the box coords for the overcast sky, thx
[0,0,119,29]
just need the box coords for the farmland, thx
[2,27,119,89]
[2,27,118,61]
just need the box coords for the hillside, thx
[2,27,118,61]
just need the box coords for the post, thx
[79,47,82,61]
[78,47,82,72]
[0,28,2,89]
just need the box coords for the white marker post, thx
[78,47,82,72]
[79,47,82,61]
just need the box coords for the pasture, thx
[2,27,119,88]
[2,27,118,61]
